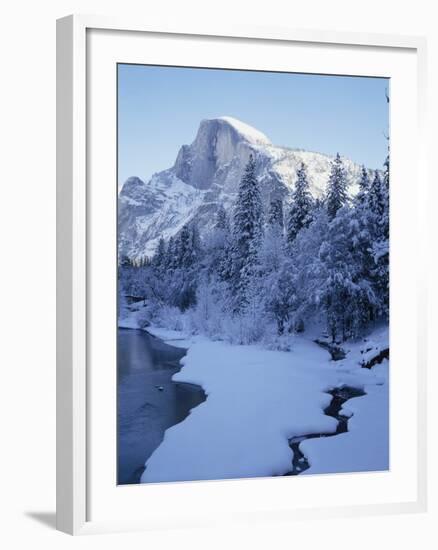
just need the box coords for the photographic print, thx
[117,64,389,485]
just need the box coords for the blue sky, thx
[118,64,389,188]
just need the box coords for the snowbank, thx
[118,315,141,330]
[140,327,389,483]
[146,326,194,349]
[300,362,389,475]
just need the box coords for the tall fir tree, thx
[233,155,263,247]
[267,195,284,230]
[326,153,349,220]
[152,237,166,272]
[319,206,378,342]
[190,223,202,262]
[231,155,263,308]
[287,162,313,243]
[261,195,285,275]
[368,170,386,226]
[166,223,202,311]
[380,156,390,240]
[215,204,229,231]
[165,236,176,270]
[212,205,233,282]
[266,257,298,335]
[370,160,389,317]
[355,165,370,208]
[177,223,200,269]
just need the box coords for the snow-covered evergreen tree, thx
[287,162,313,242]
[152,237,166,272]
[260,194,285,275]
[369,159,389,317]
[267,196,284,230]
[215,204,229,231]
[380,156,389,240]
[233,155,263,247]
[190,223,202,263]
[165,236,176,271]
[355,165,370,208]
[326,153,349,220]
[203,205,230,279]
[265,257,298,334]
[231,155,263,308]
[289,206,329,324]
[176,223,201,269]
[318,206,378,341]
[178,225,193,268]
[213,206,233,282]
[368,170,385,224]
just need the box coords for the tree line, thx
[120,151,389,346]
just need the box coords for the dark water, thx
[117,328,206,485]
[286,385,366,475]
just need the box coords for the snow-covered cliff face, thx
[173,117,270,191]
[119,116,370,259]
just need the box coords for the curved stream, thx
[286,385,366,475]
[117,328,206,485]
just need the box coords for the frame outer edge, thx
[416,37,428,513]
[55,14,428,533]
[72,13,425,50]
[56,14,87,535]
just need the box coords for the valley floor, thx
[119,309,389,482]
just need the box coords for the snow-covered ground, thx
[130,322,389,483]
[300,361,388,475]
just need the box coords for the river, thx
[117,328,206,484]
[118,328,369,483]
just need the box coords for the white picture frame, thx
[56,14,428,535]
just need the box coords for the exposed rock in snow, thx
[119,116,374,260]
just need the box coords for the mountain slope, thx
[119,116,370,260]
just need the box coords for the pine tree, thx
[326,153,349,220]
[212,206,232,282]
[177,223,200,269]
[370,159,389,317]
[215,204,229,231]
[287,162,313,243]
[261,196,285,276]
[268,195,284,230]
[178,225,190,268]
[290,206,329,324]
[152,237,166,272]
[318,206,378,342]
[231,155,263,308]
[368,170,385,223]
[233,155,263,247]
[190,223,202,263]
[165,236,176,270]
[380,156,389,240]
[266,257,298,334]
[355,165,370,208]
[167,223,203,311]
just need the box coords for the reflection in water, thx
[117,329,206,485]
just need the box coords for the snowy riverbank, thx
[134,323,389,483]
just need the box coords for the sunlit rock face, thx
[119,116,371,260]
